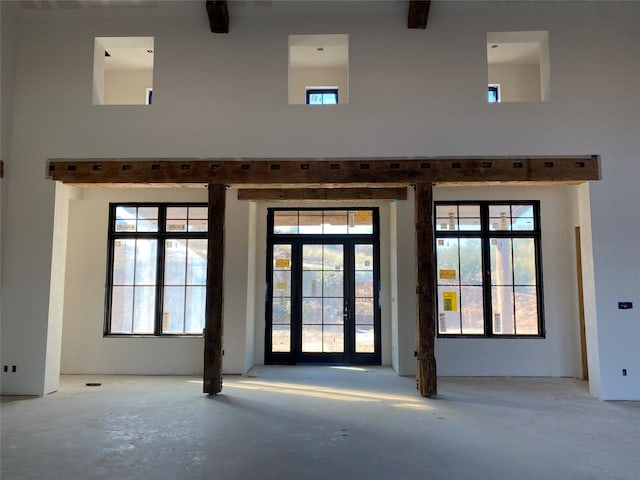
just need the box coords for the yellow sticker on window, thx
[275,258,290,268]
[443,292,457,311]
[355,210,372,222]
[276,282,288,290]
[439,269,457,280]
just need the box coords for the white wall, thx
[289,66,349,104]
[432,185,582,377]
[61,187,207,375]
[2,1,639,399]
[104,69,153,105]
[0,4,17,390]
[488,64,541,102]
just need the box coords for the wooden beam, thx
[206,0,229,34]
[46,156,600,186]
[237,187,407,201]
[408,0,430,29]
[203,184,225,395]
[575,227,589,381]
[415,183,437,397]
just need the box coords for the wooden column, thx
[415,183,437,397]
[203,184,225,395]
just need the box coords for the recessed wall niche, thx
[288,34,349,105]
[93,37,154,105]
[487,31,550,103]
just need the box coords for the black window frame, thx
[434,200,545,339]
[104,202,208,337]
[306,88,339,105]
[488,84,500,103]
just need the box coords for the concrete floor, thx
[1,367,639,480]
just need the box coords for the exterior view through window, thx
[106,203,208,336]
[435,202,543,336]
[306,88,338,105]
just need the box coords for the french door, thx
[265,208,381,364]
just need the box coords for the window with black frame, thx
[435,201,544,337]
[105,203,208,336]
[306,88,338,105]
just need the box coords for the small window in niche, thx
[488,84,501,103]
[289,34,348,105]
[487,31,550,103]
[93,37,154,105]
[306,88,338,105]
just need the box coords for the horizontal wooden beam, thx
[408,0,430,29]
[237,187,407,201]
[46,156,600,186]
[206,0,229,34]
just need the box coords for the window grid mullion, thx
[481,204,493,337]
[155,206,166,335]
[183,239,189,334]
[510,233,517,335]
[456,233,463,335]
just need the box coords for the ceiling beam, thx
[46,156,600,187]
[238,187,408,201]
[206,0,229,34]
[408,0,430,29]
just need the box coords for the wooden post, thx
[575,227,589,380]
[203,184,225,395]
[415,183,437,397]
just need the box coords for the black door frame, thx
[265,207,381,365]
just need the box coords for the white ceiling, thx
[289,34,349,69]
[487,42,540,65]
[487,31,548,66]
[96,37,154,70]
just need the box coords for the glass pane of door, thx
[354,244,375,353]
[301,244,344,353]
[271,244,292,352]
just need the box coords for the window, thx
[488,84,500,103]
[306,88,338,105]
[435,201,544,337]
[106,203,208,336]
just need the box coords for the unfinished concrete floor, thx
[2,367,639,480]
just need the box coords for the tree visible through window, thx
[106,203,208,336]
[435,201,543,337]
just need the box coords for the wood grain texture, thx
[575,227,589,381]
[415,183,437,397]
[46,156,600,186]
[206,0,229,33]
[408,0,430,29]
[237,187,407,201]
[203,184,225,395]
